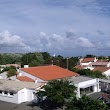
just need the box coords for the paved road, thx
[0,101,42,110]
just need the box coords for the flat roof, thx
[0,80,45,93]
[68,76,94,84]
[100,79,110,83]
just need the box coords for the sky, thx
[0,0,110,56]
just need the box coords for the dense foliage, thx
[38,79,76,110]
[66,95,108,110]
[0,52,79,68]
[2,66,17,77]
[37,80,108,110]
[71,68,106,78]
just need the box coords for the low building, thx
[93,67,110,78]
[0,80,45,104]
[74,65,94,70]
[68,76,100,98]
[18,65,78,83]
[80,57,97,66]
[89,62,110,67]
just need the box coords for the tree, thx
[21,52,44,67]
[7,69,17,77]
[71,68,106,79]
[85,54,95,58]
[2,66,17,77]
[66,95,108,110]
[38,79,76,110]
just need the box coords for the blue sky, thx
[0,0,110,56]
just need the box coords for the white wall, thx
[103,70,110,77]
[80,62,92,66]
[83,66,94,70]
[78,79,97,88]
[107,63,110,67]
[0,72,7,79]
[19,70,45,83]
[75,79,100,98]
[0,91,18,103]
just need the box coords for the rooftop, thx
[74,65,84,70]
[0,80,45,92]
[90,62,110,66]
[93,67,110,72]
[17,76,35,82]
[81,58,95,63]
[21,65,78,81]
[68,76,93,84]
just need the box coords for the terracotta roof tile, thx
[93,67,110,72]
[17,76,34,82]
[81,58,95,63]
[74,65,84,70]
[21,65,78,81]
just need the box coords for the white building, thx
[80,57,97,66]
[68,76,100,98]
[89,62,110,67]
[0,80,45,104]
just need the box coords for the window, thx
[0,90,2,94]
[4,91,8,95]
[9,92,14,96]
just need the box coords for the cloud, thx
[0,30,31,52]
[0,0,109,56]
[75,37,94,48]
[97,30,105,35]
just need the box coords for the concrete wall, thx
[0,88,36,104]
[75,79,100,98]
[0,91,18,103]
[0,72,7,79]
[81,62,92,66]
[103,70,110,77]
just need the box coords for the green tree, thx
[7,69,17,77]
[38,79,76,110]
[42,52,51,64]
[21,52,44,67]
[66,95,108,110]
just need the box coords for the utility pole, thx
[67,57,69,69]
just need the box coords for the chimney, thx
[24,65,29,68]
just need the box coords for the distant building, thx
[80,57,97,66]
[89,62,110,67]
[93,67,110,78]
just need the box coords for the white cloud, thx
[75,37,95,48]
[0,30,31,52]
[40,32,47,36]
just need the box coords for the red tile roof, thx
[92,67,110,72]
[97,59,109,62]
[81,58,95,63]
[21,65,78,81]
[17,76,34,82]
[74,65,84,70]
